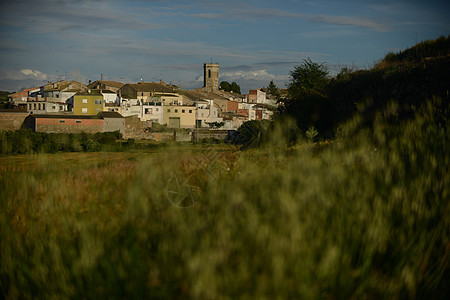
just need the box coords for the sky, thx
[0,0,449,94]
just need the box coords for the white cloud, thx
[20,69,48,80]
[221,70,289,82]
[0,69,48,81]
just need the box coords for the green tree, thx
[287,58,329,101]
[220,81,231,91]
[280,58,335,139]
[220,81,241,94]
[230,82,241,94]
[267,80,280,99]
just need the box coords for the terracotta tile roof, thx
[88,80,125,89]
[126,82,174,93]
[99,111,124,118]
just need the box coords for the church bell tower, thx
[203,63,219,92]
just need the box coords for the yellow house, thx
[163,105,196,128]
[73,91,104,115]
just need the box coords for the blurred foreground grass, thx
[1,101,449,299]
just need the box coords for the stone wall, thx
[0,111,30,131]
[124,115,152,139]
[196,129,229,141]
[150,132,174,142]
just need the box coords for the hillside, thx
[282,36,450,139]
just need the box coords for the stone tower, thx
[203,63,219,92]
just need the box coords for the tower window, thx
[208,70,211,78]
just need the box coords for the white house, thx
[196,100,223,128]
[102,90,119,104]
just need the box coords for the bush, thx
[0,131,122,155]
[234,120,271,149]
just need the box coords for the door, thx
[169,117,180,128]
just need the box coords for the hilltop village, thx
[1,63,277,141]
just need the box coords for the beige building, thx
[163,105,196,128]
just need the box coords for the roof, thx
[181,90,229,102]
[43,80,86,92]
[31,114,101,119]
[105,103,120,107]
[124,82,175,93]
[153,93,179,97]
[75,90,103,96]
[88,80,125,89]
[101,90,116,94]
[0,109,29,114]
[99,111,124,118]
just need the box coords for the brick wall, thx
[256,110,263,120]
[0,112,30,131]
[227,101,239,111]
[238,109,249,117]
[35,118,103,133]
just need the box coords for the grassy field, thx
[1,101,449,299]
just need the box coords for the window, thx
[59,120,65,123]
[95,99,102,105]
[156,108,159,112]
[167,109,171,112]
[189,110,192,113]
[82,108,88,114]
[38,103,41,110]
[76,120,81,124]
[42,103,45,110]
[208,70,211,78]
[33,103,36,110]
[59,105,63,110]
[52,105,56,109]
[182,109,185,113]
[82,98,88,103]
[175,109,178,113]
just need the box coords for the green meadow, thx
[1,99,449,299]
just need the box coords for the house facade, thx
[248,89,267,104]
[27,98,69,114]
[196,100,223,128]
[73,92,104,115]
[163,105,196,128]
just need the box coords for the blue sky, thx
[0,0,449,93]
